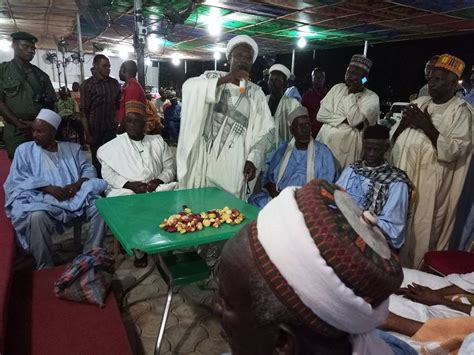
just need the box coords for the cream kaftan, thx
[316,83,379,169]
[391,96,472,268]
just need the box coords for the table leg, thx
[155,285,173,355]
[120,261,155,308]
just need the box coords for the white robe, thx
[265,94,301,151]
[177,71,274,199]
[390,268,474,322]
[391,96,472,268]
[97,133,176,197]
[316,83,380,169]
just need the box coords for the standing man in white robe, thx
[265,64,301,151]
[316,54,379,169]
[177,35,273,199]
[392,54,473,268]
[97,100,175,198]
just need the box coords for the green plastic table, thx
[96,187,259,354]
[96,187,259,255]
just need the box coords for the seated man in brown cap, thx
[337,124,411,250]
[214,180,409,354]
[97,100,176,198]
[316,54,379,169]
[97,100,176,267]
[250,106,337,208]
[0,31,56,159]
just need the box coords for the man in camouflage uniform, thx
[0,32,55,159]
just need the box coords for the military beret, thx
[11,32,38,44]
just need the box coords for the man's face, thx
[118,64,126,82]
[424,58,438,81]
[124,113,146,141]
[13,40,36,62]
[32,119,55,148]
[94,58,111,78]
[268,71,287,96]
[312,70,325,89]
[72,83,80,92]
[362,139,387,167]
[345,65,366,91]
[428,68,456,101]
[229,44,253,73]
[290,116,311,145]
[59,90,67,100]
[213,234,277,355]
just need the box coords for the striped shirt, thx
[80,73,121,133]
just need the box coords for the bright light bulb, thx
[208,21,221,36]
[145,58,152,66]
[151,25,157,31]
[171,54,181,66]
[297,37,307,48]
[0,39,11,52]
[213,51,221,60]
[119,50,129,59]
[148,34,161,51]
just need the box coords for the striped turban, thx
[247,179,403,339]
[125,100,146,118]
[434,53,465,79]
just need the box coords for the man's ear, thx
[274,324,296,355]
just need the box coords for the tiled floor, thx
[55,232,229,355]
[52,145,229,354]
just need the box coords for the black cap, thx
[363,124,390,140]
[11,32,38,44]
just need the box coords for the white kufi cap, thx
[226,35,258,63]
[36,109,62,130]
[269,64,291,80]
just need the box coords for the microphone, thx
[239,79,246,94]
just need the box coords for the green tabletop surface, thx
[96,187,260,255]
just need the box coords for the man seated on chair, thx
[97,100,175,198]
[214,180,413,354]
[3,109,107,269]
[249,106,337,208]
[97,101,175,268]
[336,124,411,249]
[55,86,87,150]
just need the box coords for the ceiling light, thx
[171,53,181,66]
[118,48,129,59]
[0,38,11,52]
[148,34,161,52]
[101,49,115,57]
[151,25,157,31]
[208,21,221,36]
[213,52,221,60]
[297,37,307,48]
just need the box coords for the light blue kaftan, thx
[3,141,107,251]
[249,140,337,208]
[336,166,409,249]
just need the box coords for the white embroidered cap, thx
[269,64,291,80]
[36,109,62,130]
[226,35,258,63]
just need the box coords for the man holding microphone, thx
[177,35,274,199]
